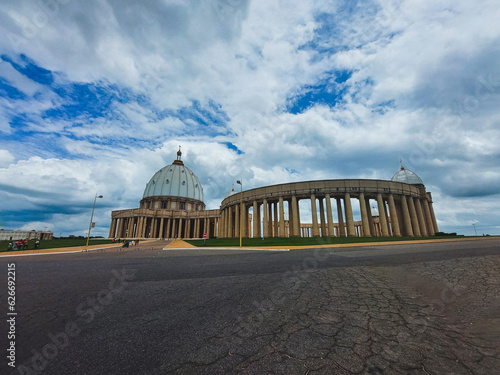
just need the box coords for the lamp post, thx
[86,194,103,250]
[236,180,243,247]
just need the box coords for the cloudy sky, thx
[1,0,499,237]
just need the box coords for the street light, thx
[86,194,103,250]
[236,180,243,247]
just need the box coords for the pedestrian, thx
[12,242,17,251]
[23,239,28,249]
[35,240,40,249]
[8,242,12,251]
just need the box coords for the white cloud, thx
[0,0,500,235]
[0,149,15,166]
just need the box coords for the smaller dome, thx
[391,166,424,185]
[224,188,238,199]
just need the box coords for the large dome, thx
[143,154,204,201]
[391,167,424,185]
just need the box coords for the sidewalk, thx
[165,236,495,250]
[0,243,124,257]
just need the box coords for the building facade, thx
[0,229,54,241]
[109,152,438,239]
[109,150,219,239]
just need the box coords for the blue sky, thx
[1,0,500,236]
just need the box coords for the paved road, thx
[1,238,499,374]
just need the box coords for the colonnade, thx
[110,212,219,239]
[219,180,439,238]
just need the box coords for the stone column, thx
[287,199,293,237]
[165,218,171,238]
[429,201,439,233]
[376,193,390,237]
[133,217,140,238]
[133,217,139,237]
[109,219,117,238]
[366,200,376,237]
[143,217,149,238]
[359,193,371,237]
[422,200,435,236]
[151,218,157,238]
[344,193,356,237]
[262,199,269,238]
[170,218,177,238]
[296,199,301,236]
[143,217,150,238]
[177,218,182,238]
[311,195,320,237]
[400,196,414,237]
[221,209,226,238]
[336,198,346,237]
[407,197,421,236]
[140,217,146,238]
[267,202,273,238]
[204,215,209,238]
[141,218,147,238]
[279,197,286,237]
[234,204,240,240]
[248,209,252,238]
[319,197,327,237]
[221,210,225,238]
[273,202,279,237]
[224,208,229,238]
[325,194,334,237]
[387,194,402,237]
[228,206,234,238]
[415,199,428,236]
[242,203,248,238]
[115,218,123,238]
[185,219,191,238]
[291,196,300,237]
[159,218,164,239]
[258,203,263,237]
[126,218,133,238]
[124,218,130,238]
[253,201,259,238]
[126,218,131,237]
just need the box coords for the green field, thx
[0,238,114,252]
[185,235,467,248]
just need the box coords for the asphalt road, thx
[1,238,499,375]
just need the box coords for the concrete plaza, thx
[1,238,499,374]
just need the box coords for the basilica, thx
[109,150,438,239]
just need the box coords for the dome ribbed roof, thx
[391,167,424,185]
[224,188,238,199]
[143,159,204,201]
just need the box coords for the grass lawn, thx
[0,238,114,253]
[185,235,468,248]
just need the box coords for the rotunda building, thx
[109,152,439,240]
[218,164,439,239]
[109,150,220,239]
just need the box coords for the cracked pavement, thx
[1,238,499,374]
